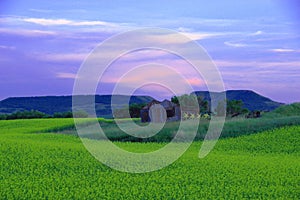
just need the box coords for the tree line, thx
[171,94,250,117]
[0,96,256,120]
[115,94,252,119]
[0,110,89,120]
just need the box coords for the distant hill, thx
[263,103,300,117]
[193,90,283,111]
[0,90,283,117]
[0,95,154,118]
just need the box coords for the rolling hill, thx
[193,90,283,111]
[263,102,300,117]
[0,95,154,118]
[0,90,283,117]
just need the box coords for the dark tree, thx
[171,96,179,104]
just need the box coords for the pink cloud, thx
[187,78,205,86]
[56,72,77,79]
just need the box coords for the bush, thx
[53,111,73,118]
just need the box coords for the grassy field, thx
[47,115,300,142]
[0,119,299,199]
[263,103,300,118]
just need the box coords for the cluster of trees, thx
[171,94,209,114]
[172,95,250,118]
[0,97,255,120]
[0,110,89,120]
[0,110,49,120]
[53,110,89,118]
[215,100,249,117]
[227,100,249,116]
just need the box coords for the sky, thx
[0,0,300,103]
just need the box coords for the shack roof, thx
[141,99,177,110]
[161,99,176,110]
[141,100,161,110]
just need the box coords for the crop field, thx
[51,116,300,142]
[0,119,299,199]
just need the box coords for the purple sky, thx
[0,0,300,103]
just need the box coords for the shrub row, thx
[0,110,88,120]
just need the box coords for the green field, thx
[0,119,299,199]
[49,116,300,142]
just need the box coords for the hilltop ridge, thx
[0,90,283,117]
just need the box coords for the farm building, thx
[140,99,181,123]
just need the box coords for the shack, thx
[140,99,181,123]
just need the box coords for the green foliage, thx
[178,94,198,108]
[53,111,72,118]
[215,100,249,117]
[241,108,250,114]
[196,95,209,114]
[227,99,243,114]
[0,114,7,120]
[3,110,51,120]
[173,95,249,117]
[226,99,249,116]
[54,110,89,118]
[171,96,179,104]
[0,110,89,120]
[215,100,226,116]
[0,119,299,199]
[129,103,146,118]
[172,94,209,114]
